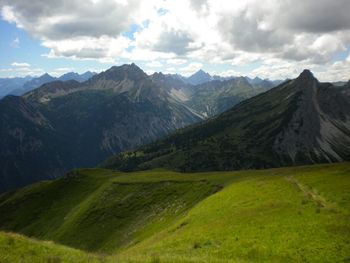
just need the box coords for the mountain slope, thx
[0,168,220,253]
[0,64,201,192]
[0,76,32,98]
[0,231,103,263]
[0,163,349,262]
[151,72,194,102]
[58,71,96,82]
[10,73,57,96]
[0,96,68,192]
[151,72,274,118]
[120,163,350,262]
[105,70,350,172]
[187,77,270,117]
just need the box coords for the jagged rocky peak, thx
[101,63,148,82]
[292,69,319,93]
[296,69,316,81]
[152,72,165,79]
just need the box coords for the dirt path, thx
[285,176,337,211]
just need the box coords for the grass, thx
[0,169,221,253]
[0,231,103,263]
[0,163,349,262]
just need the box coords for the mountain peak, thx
[194,69,210,76]
[101,63,147,82]
[297,69,315,81]
[41,73,53,78]
[188,69,212,85]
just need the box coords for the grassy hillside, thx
[0,232,102,263]
[0,169,221,253]
[0,163,349,262]
[121,163,350,262]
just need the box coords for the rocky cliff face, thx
[273,70,350,163]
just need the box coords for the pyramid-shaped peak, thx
[41,73,53,78]
[297,69,315,80]
[110,63,145,74]
[96,63,148,83]
[194,69,210,75]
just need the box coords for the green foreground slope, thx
[0,232,102,263]
[0,169,221,253]
[0,163,349,262]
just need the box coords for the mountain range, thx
[0,65,348,192]
[105,70,350,172]
[151,70,276,117]
[0,71,96,98]
[0,64,204,192]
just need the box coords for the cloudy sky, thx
[0,0,349,81]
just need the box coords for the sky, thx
[0,0,350,81]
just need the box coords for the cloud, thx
[166,58,187,65]
[279,0,350,33]
[153,30,196,55]
[145,61,163,68]
[10,37,20,48]
[11,62,30,67]
[180,62,203,76]
[0,66,44,77]
[0,0,142,39]
[1,0,350,80]
[216,0,350,63]
[42,35,131,63]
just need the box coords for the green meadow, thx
[0,162,349,262]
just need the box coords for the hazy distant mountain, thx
[58,71,96,82]
[187,69,213,85]
[105,70,350,172]
[246,76,282,88]
[151,72,275,118]
[246,76,264,85]
[151,72,195,102]
[212,75,235,81]
[10,73,57,95]
[185,70,280,89]
[187,77,265,117]
[0,76,32,98]
[6,72,96,97]
[0,64,201,192]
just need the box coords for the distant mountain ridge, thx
[0,71,96,97]
[152,70,276,117]
[1,65,346,192]
[0,64,201,192]
[187,77,268,117]
[105,70,350,172]
[0,76,32,98]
